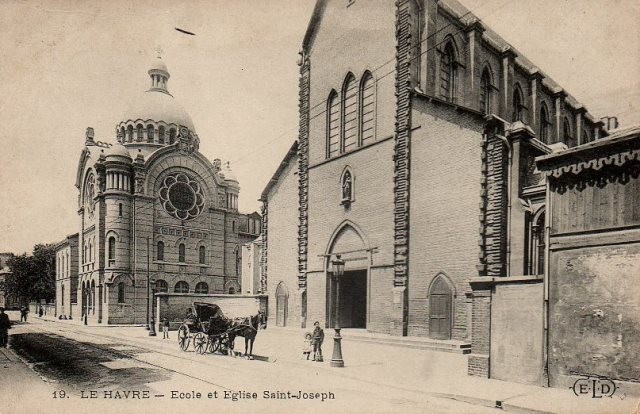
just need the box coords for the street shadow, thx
[10,333,171,393]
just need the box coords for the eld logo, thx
[572,377,617,398]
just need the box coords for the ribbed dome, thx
[121,90,195,131]
[105,143,132,161]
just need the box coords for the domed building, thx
[55,58,260,324]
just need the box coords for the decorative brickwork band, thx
[393,0,412,289]
[259,201,268,294]
[297,54,311,290]
[479,127,508,277]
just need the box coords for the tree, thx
[3,244,56,304]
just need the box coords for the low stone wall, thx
[155,293,268,331]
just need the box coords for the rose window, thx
[159,173,205,220]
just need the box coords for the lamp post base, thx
[330,328,344,368]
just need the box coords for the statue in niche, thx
[342,170,352,203]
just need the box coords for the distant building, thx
[241,236,262,295]
[54,234,79,318]
[55,57,258,324]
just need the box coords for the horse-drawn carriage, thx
[177,302,266,358]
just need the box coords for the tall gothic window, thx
[158,126,165,144]
[327,90,340,158]
[157,241,164,261]
[439,41,457,102]
[512,84,525,122]
[563,117,574,147]
[136,124,144,142]
[108,236,115,265]
[117,282,125,303]
[342,73,358,152]
[359,71,375,145]
[199,245,206,264]
[480,68,492,114]
[127,125,134,142]
[527,210,546,275]
[178,243,186,263]
[539,103,550,143]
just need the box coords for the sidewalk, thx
[30,317,640,414]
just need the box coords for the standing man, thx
[20,306,27,322]
[312,321,324,362]
[0,307,11,348]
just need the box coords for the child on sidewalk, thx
[301,332,312,360]
[162,318,170,339]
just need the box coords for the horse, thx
[227,310,267,359]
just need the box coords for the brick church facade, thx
[55,58,259,324]
[261,0,609,350]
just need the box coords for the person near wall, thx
[162,317,170,339]
[0,308,11,348]
[312,321,324,362]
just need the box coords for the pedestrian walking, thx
[312,321,324,362]
[20,306,28,322]
[162,318,170,339]
[0,307,11,348]
[301,332,312,360]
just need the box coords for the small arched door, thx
[429,275,453,340]
[275,282,288,327]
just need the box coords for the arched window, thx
[480,68,492,114]
[157,241,164,261]
[178,243,186,263]
[158,126,165,144]
[199,245,206,264]
[326,90,340,158]
[539,103,550,143]
[155,279,168,293]
[512,84,525,122]
[146,124,154,142]
[563,117,574,147]
[526,210,546,275]
[169,128,176,144]
[174,281,189,293]
[108,236,115,265]
[136,124,144,142]
[117,282,125,303]
[439,41,457,102]
[342,73,358,152]
[127,125,134,142]
[119,127,126,143]
[195,282,209,294]
[359,72,375,145]
[228,287,236,294]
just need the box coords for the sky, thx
[0,0,638,254]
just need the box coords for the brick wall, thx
[265,156,300,327]
[408,99,484,339]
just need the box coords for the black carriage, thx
[177,302,259,355]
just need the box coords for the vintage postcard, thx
[0,1,638,413]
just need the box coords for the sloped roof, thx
[260,141,298,201]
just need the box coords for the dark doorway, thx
[428,275,452,340]
[328,270,367,329]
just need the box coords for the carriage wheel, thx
[194,332,207,354]
[178,325,190,351]
[210,337,221,354]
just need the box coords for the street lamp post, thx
[330,254,345,368]
[149,278,157,337]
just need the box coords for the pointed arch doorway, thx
[326,221,369,329]
[428,274,454,340]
